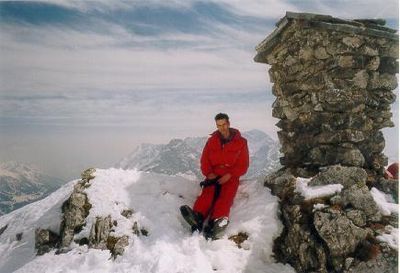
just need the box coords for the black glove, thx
[199,176,221,188]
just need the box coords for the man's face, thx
[216,119,230,136]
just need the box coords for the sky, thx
[0,0,398,180]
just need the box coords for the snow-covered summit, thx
[0,168,295,273]
[116,129,281,180]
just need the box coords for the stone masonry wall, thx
[261,18,398,176]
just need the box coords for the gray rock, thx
[339,148,365,167]
[110,235,129,257]
[341,184,382,222]
[299,47,314,61]
[121,209,134,218]
[81,168,96,181]
[315,130,365,144]
[373,178,398,203]
[275,203,328,273]
[342,37,363,48]
[309,165,367,188]
[264,168,296,198]
[60,183,92,248]
[314,47,330,59]
[346,210,367,227]
[361,45,379,56]
[366,56,380,70]
[369,72,398,90]
[89,216,113,250]
[282,106,299,121]
[330,195,343,205]
[345,257,354,270]
[344,244,398,273]
[353,70,369,89]
[86,215,131,257]
[381,44,399,58]
[314,210,368,258]
[338,56,354,68]
[35,228,60,255]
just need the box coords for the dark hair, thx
[214,113,229,121]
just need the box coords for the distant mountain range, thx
[0,161,65,216]
[116,129,281,180]
[0,130,280,215]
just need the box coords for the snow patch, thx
[295,177,343,200]
[376,226,398,250]
[313,203,328,212]
[370,187,399,216]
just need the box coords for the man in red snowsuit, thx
[180,113,249,239]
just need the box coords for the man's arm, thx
[200,139,216,178]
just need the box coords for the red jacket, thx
[200,128,249,179]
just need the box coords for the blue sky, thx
[0,0,398,180]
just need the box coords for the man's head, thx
[214,113,230,137]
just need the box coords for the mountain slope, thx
[0,161,65,216]
[116,129,281,180]
[0,168,295,273]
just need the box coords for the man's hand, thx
[218,173,232,185]
[207,173,218,180]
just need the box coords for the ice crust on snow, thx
[0,168,295,273]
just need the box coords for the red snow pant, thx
[193,177,240,220]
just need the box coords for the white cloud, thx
[41,0,398,19]
[0,21,270,94]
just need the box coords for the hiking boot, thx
[203,217,229,240]
[180,205,204,232]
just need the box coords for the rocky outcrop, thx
[35,168,134,258]
[88,215,113,249]
[267,166,397,272]
[274,202,328,272]
[59,172,93,249]
[313,209,369,271]
[88,215,130,258]
[35,229,60,256]
[256,12,398,273]
[343,242,398,273]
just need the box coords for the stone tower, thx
[255,12,398,177]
